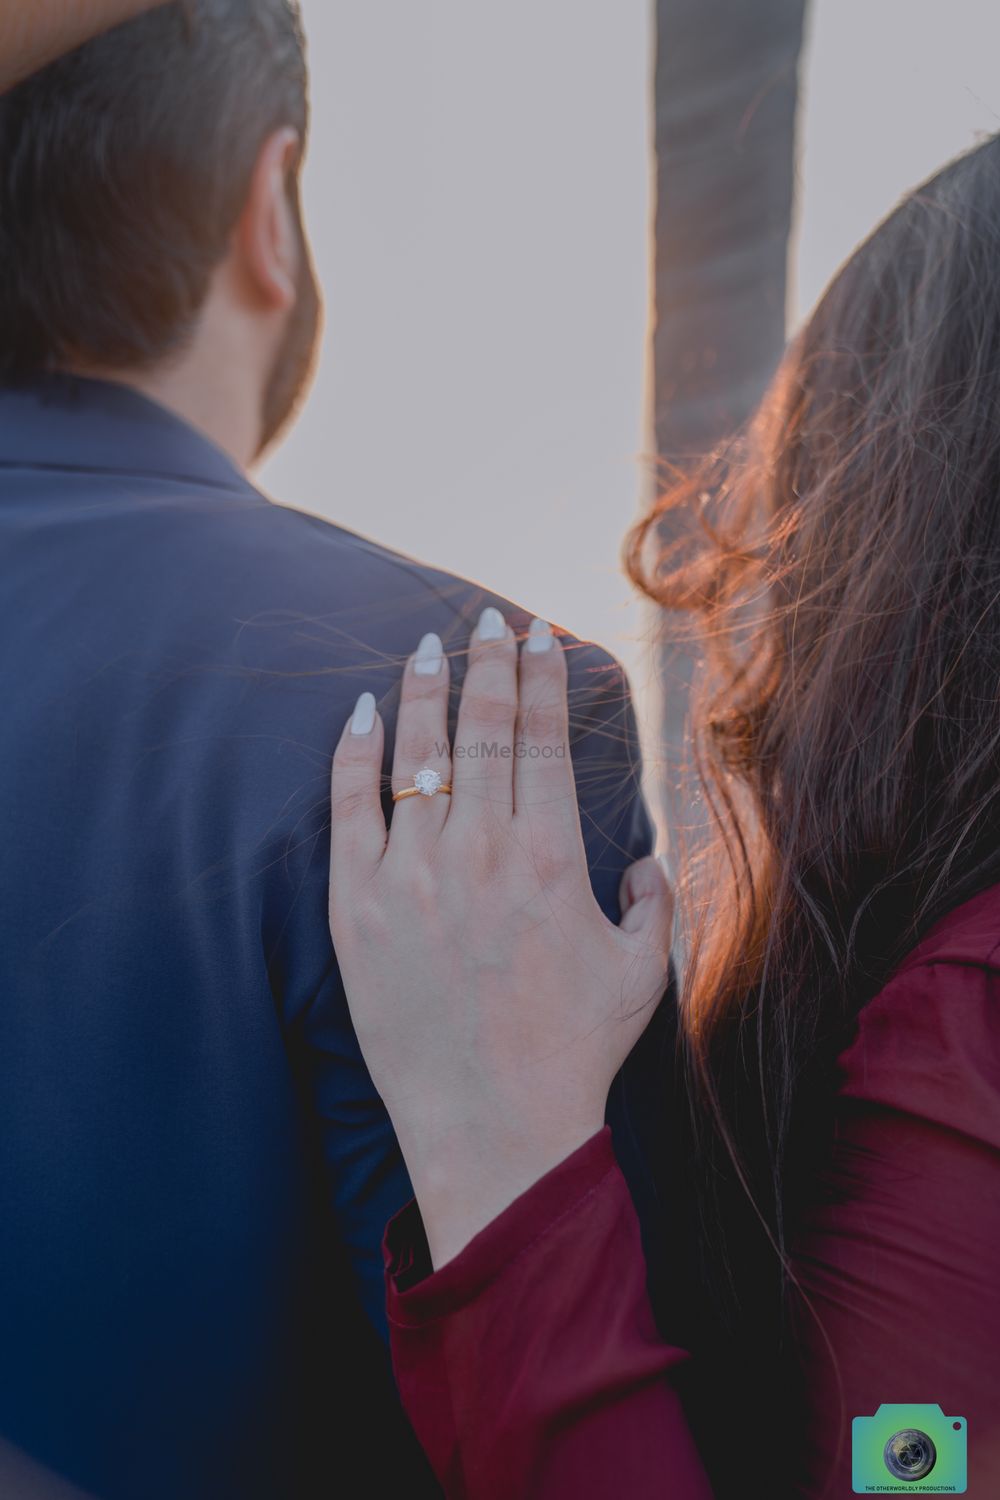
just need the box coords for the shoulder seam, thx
[271,503,502,620]
[889,954,1000,983]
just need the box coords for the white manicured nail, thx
[526,618,553,653]
[350,691,376,735]
[414,631,443,676]
[478,606,506,641]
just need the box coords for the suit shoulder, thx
[193,492,525,627]
[204,493,637,684]
[265,508,635,684]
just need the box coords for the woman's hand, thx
[328,609,673,1268]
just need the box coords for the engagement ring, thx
[392,767,452,802]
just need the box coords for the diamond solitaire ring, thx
[392,767,453,802]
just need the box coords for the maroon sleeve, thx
[788,958,1000,1494]
[383,1126,714,1500]
[383,960,1000,1498]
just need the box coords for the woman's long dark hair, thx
[626,132,1000,1489]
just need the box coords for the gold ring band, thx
[392,784,452,803]
[392,767,452,802]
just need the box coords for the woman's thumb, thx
[618,854,675,951]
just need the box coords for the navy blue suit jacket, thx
[0,375,674,1499]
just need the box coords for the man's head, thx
[0,0,321,463]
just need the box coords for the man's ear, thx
[235,127,303,312]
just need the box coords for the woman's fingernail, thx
[350,691,377,736]
[414,631,443,676]
[477,606,506,641]
[526,618,553,654]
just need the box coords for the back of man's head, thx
[0,1,310,388]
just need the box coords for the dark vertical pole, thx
[650,0,807,887]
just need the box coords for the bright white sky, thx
[260,0,1000,707]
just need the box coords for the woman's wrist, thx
[399,1112,607,1269]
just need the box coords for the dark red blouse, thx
[382,883,1000,1498]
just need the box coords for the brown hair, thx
[0,0,308,381]
[627,130,1000,1483]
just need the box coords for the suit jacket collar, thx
[0,372,256,495]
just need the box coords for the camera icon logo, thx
[852,1405,967,1492]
